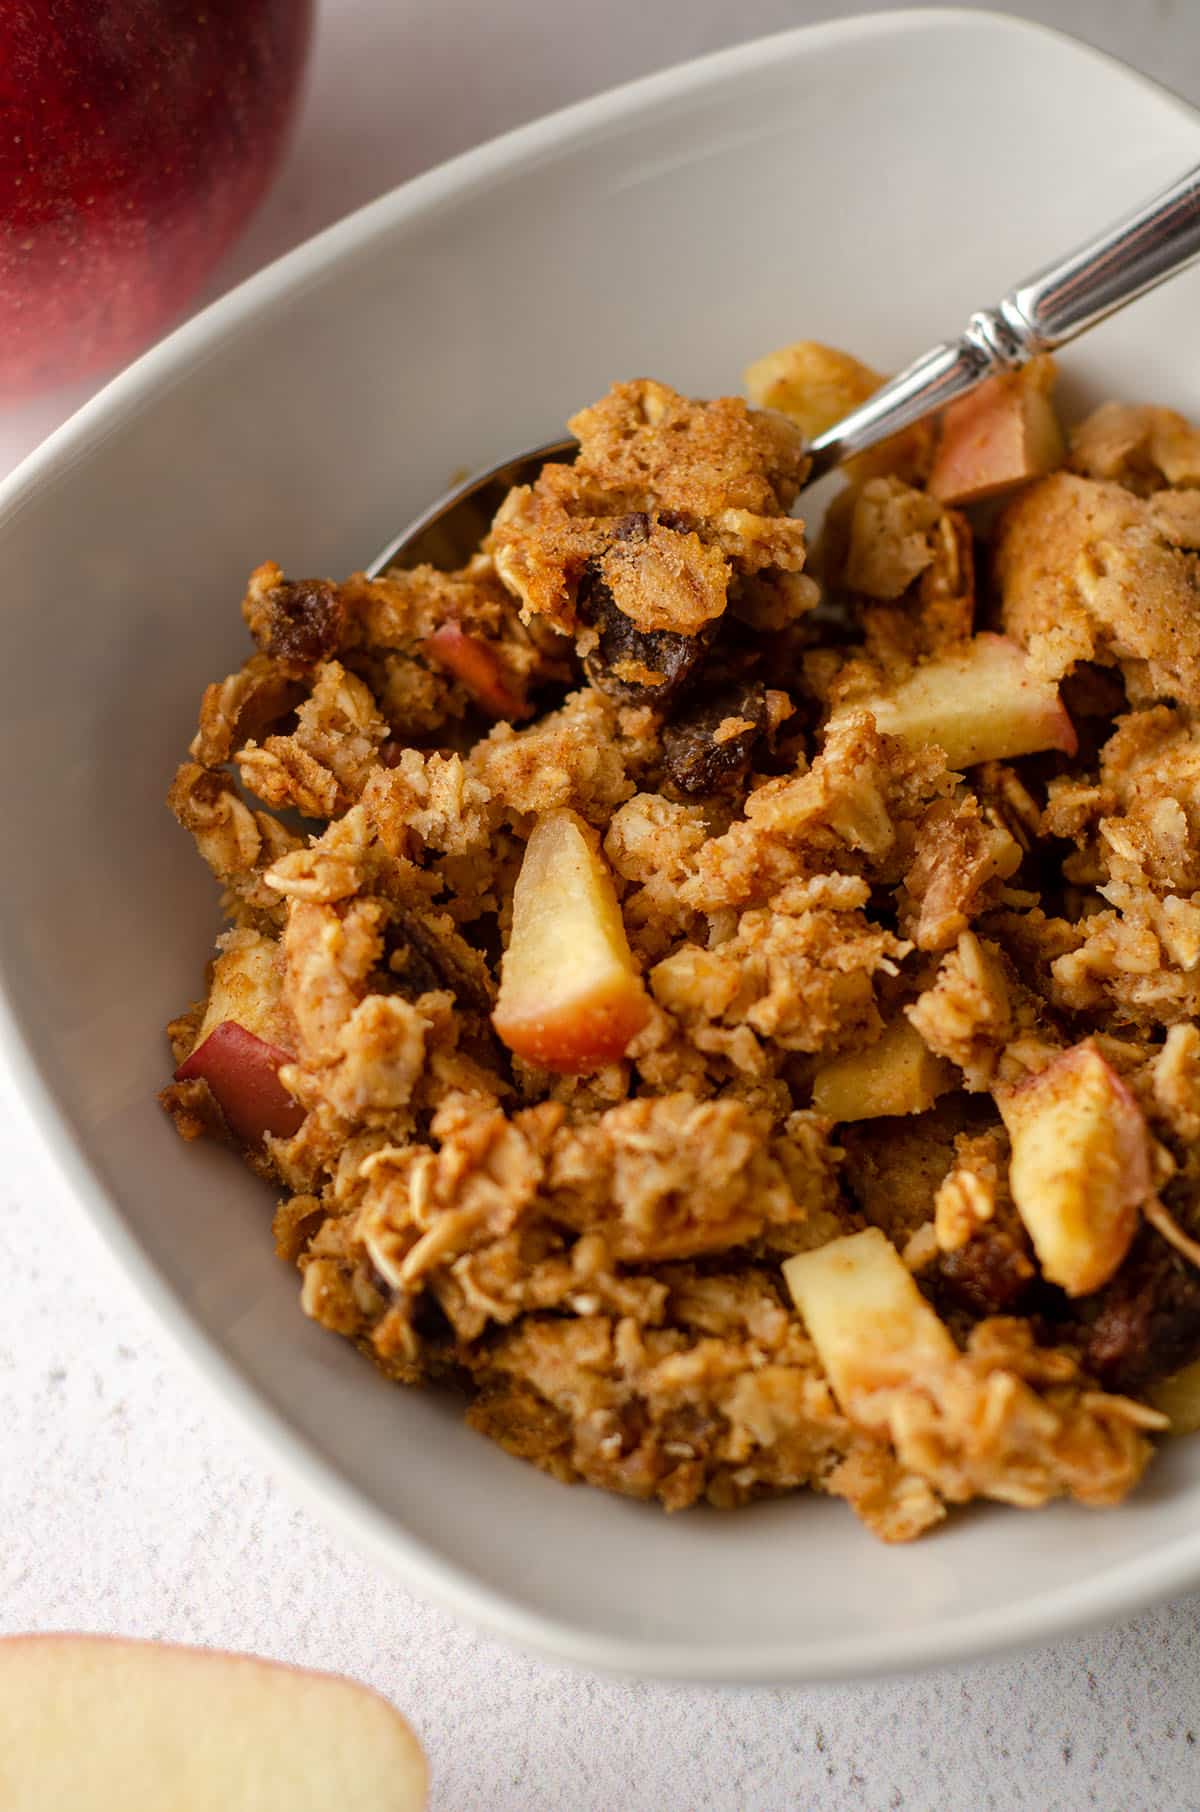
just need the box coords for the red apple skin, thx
[492,808,652,1073]
[0,0,313,395]
[423,622,531,720]
[174,1020,304,1146]
[496,987,651,1074]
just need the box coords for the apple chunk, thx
[928,355,1065,504]
[783,1227,957,1423]
[838,632,1076,769]
[811,1018,954,1122]
[175,1021,304,1146]
[494,807,650,1072]
[197,930,286,1048]
[745,339,883,441]
[998,1040,1152,1297]
[423,621,530,720]
[0,1634,426,1811]
[743,339,932,483]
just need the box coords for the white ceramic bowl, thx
[4,8,1200,1683]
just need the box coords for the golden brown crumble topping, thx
[164,359,1200,1540]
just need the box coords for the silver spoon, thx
[368,161,1200,578]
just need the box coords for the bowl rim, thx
[4,6,1200,1683]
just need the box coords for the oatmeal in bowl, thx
[161,347,1200,1541]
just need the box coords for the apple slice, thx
[0,1634,426,1811]
[811,1018,954,1122]
[743,339,932,482]
[493,807,650,1072]
[783,1227,957,1423]
[838,633,1076,770]
[744,340,882,441]
[423,621,530,719]
[197,931,286,1048]
[928,356,1065,504]
[998,1041,1152,1297]
[174,1021,304,1146]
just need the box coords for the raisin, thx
[411,1289,456,1345]
[577,561,710,702]
[934,1223,1035,1319]
[387,911,495,1012]
[662,678,767,794]
[261,578,345,669]
[1064,1228,1200,1392]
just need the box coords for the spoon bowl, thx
[366,436,575,576]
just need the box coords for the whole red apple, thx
[0,0,312,395]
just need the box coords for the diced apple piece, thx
[197,930,286,1047]
[784,1228,957,1424]
[175,1020,304,1146]
[928,355,1065,504]
[745,340,883,441]
[493,807,650,1073]
[0,1634,427,1811]
[998,1040,1152,1297]
[744,339,931,483]
[424,621,530,719]
[840,632,1077,769]
[812,1019,954,1121]
[1149,1356,1200,1435]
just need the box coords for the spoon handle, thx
[805,162,1200,480]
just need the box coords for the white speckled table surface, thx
[6,4,1200,1807]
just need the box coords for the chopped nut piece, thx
[934,1159,996,1253]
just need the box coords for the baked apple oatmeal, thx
[162,349,1200,1541]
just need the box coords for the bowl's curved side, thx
[3,7,1200,1681]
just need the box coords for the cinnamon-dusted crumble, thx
[164,355,1200,1539]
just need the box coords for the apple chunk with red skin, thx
[175,1021,304,1147]
[423,621,531,719]
[0,1634,426,1811]
[928,355,1065,505]
[840,633,1076,770]
[998,1040,1153,1297]
[494,807,651,1073]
